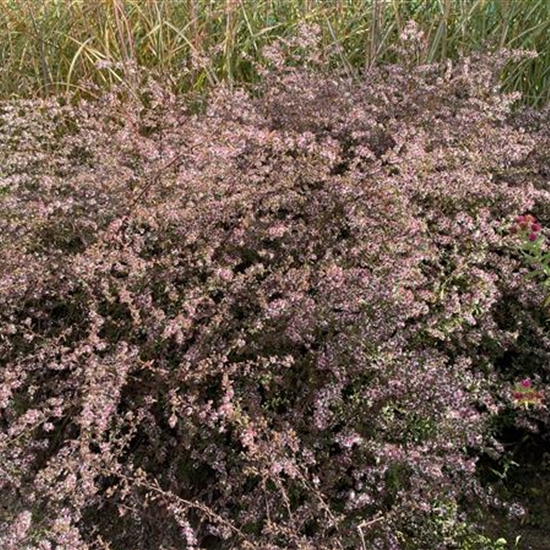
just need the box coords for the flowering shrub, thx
[1,31,550,549]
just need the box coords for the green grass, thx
[0,0,549,104]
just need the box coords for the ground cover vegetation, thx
[1,5,550,550]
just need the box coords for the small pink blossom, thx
[216,267,234,281]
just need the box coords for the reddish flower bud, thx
[529,232,538,241]
[520,378,532,388]
[513,391,524,400]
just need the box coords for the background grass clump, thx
[2,22,550,548]
[0,0,550,107]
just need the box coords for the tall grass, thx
[1,0,549,105]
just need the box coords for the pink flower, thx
[520,378,532,388]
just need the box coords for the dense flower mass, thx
[1,32,550,549]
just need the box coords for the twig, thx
[357,514,384,550]
[105,467,259,547]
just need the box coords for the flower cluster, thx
[509,213,550,312]
[512,378,544,408]
[511,213,542,241]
